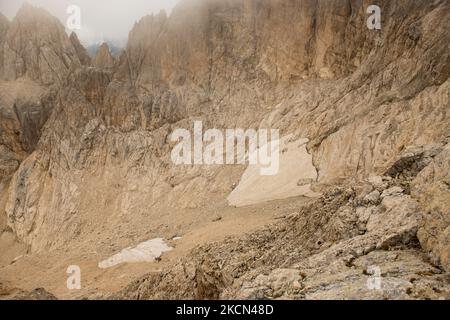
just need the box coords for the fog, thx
[0,0,179,45]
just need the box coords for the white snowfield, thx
[98,238,173,269]
[227,136,320,207]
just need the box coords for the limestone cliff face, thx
[0,80,55,189]
[122,0,372,87]
[0,4,88,182]
[114,0,449,143]
[111,0,449,190]
[0,5,82,218]
[412,143,450,270]
[2,0,450,287]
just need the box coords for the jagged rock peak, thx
[93,42,115,69]
[128,9,168,42]
[132,8,168,27]
[1,3,81,84]
[70,32,91,66]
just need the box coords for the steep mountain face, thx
[0,80,55,188]
[0,3,84,177]
[0,0,449,299]
[0,4,81,85]
[0,5,83,240]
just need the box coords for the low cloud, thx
[0,0,179,45]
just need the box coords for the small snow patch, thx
[98,238,173,269]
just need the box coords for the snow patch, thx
[98,238,173,269]
[227,136,320,207]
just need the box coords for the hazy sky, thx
[0,0,179,46]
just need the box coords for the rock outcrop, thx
[0,4,89,189]
[0,80,55,191]
[0,4,86,254]
[0,283,57,300]
[412,141,450,271]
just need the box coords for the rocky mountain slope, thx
[0,3,85,237]
[70,32,91,67]
[116,140,450,299]
[0,0,449,299]
[0,3,85,189]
